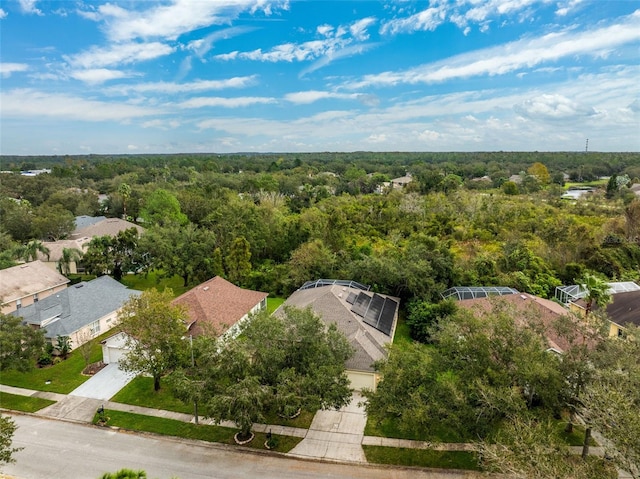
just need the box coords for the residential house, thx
[277,279,399,391]
[390,173,413,189]
[1,260,69,314]
[13,275,140,350]
[38,215,144,273]
[173,276,268,339]
[458,293,581,354]
[570,290,640,337]
[101,276,268,365]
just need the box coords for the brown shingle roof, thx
[458,293,582,353]
[172,276,268,337]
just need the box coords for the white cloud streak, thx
[0,63,28,78]
[66,42,175,69]
[348,11,640,88]
[103,76,258,95]
[0,89,163,121]
[177,96,276,108]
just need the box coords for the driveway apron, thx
[68,362,135,400]
[288,392,368,463]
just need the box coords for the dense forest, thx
[2,151,640,309]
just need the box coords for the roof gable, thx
[14,275,140,338]
[172,276,268,337]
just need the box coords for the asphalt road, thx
[3,414,479,479]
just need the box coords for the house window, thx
[89,321,101,336]
[16,299,22,309]
[34,293,39,303]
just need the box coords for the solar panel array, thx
[346,292,358,304]
[348,291,397,336]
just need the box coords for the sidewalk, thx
[0,383,612,464]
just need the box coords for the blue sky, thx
[0,0,638,155]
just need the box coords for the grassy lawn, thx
[365,414,468,443]
[0,392,55,412]
[119,271,189,297]
[95,409,302,453]
[267,297,285,315]
[364,445,480,471]
[0,336,106,394]
[110,377,193,414]
[112,377,315,429]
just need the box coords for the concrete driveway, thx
[289,391,368,463]
[69,362,135,400]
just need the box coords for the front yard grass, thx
[267,297,285,315]
[0,392,55,412]
[110,377,193,414]
[0,335,105,394]
[112,377,315,429]
[365,414,467,443]
[363,445,480,470]
[95,409,302,453]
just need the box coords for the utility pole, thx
[585,138,589,153]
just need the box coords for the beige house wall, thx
[2,283,68,315]
[47,309,120,351]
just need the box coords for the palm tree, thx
[57,247,83,275]
[580,273,612,317]
[20,240,50,262]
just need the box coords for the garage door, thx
[347,370,376,391]
[106,346,128,364]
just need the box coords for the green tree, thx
[82,228,144,280]
[55,335,72,359]
[140,224,217,287]
[478,416,615,479]
[140,189,187,227]
[117,289,189,391]
[578,326,640,477]
[0,313,46,372]
[32,203,75,241]
[118,183,132,220]
[580,273,612,317]
[406,299,457,343]
[226,236,252,286]
[0,414,22,466]
[527,162,551,184]
[19,239,50,262]
[57,247,83,275]
[502,180,519,195]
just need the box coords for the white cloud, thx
[18,0,42,15]
[515,93,596,119]
[350,17,376,40]
[177,96,276,108]
[215,15,377,71]
[381,6,446,35]
[556,0,585,17]
[91,0,287,42]
[0,89,163,121]
[66,42,175,69]
[347,11,640,88]
[70,68,130,84]
[0,63,28,78]
[0,8,7,19]
[284,90,370,104]
[186,26,257,58]
[103,76,258,95]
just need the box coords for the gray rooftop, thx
[75,215,107,231]
[13,276,141,339]
[278,283,399,373]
